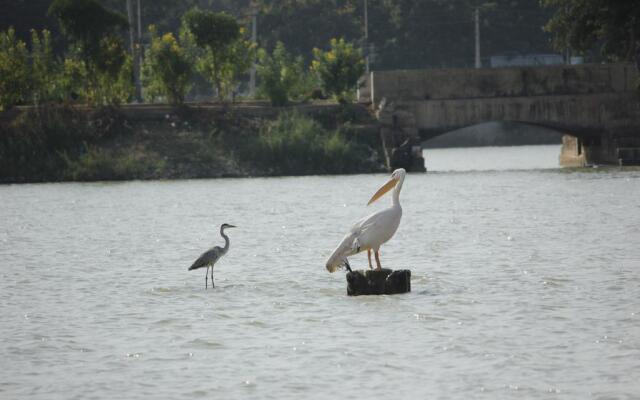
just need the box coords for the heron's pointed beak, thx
[367,178,397,205]
[228,225,237,228]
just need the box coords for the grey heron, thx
[188,223,236,289]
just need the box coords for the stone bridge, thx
[361,63,640,169]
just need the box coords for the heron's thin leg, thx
[374,250,382,271]
[205,266,209,289]
[367,249,373,269]
[211,268,215,288]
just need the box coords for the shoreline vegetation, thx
[4,2,638,183]
[1,3,374,184]
[0,102,386,184]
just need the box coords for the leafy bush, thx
[59,57,87,101]
[257,42,314,106]
[0,106,87,181]
[95,53,134,105]
[311,38,365,103]
[0,105,133,182]
[245,111,373,175]
[0,28,30,111]
[142,27,193,104]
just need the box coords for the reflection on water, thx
[1,146,639,400]
[425,144,561,172]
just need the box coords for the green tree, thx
[48,0,128,64]
[0,28,30,111]
[29,29,61,106]
[48,0,131,104]
[142,26,193,104]
[257,41,311,106]
[6,0,558,71]
[183,8,254,99]
[543,0,640,63]
[311,38,365,103]
[253,0,361,61]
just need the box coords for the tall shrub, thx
[311,38,365,103]
[257,41,312,106]
[142,27,193,104]
[0,28,30,111]
[30,29,61,106]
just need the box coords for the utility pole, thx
[474,7,481,69]
[249,5,258,98]
[126,0,134,59]
[137,0,142,42]
[364,0,369,73]
[137,0,143,99]
[126,0,142,102]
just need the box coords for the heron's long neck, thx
[392,175,405,206]
[220,228,230,251]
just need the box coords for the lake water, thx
[1,145,639,399]
[425,144,562,172]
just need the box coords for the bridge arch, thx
[420,121,564,148]
[368,63,640,168]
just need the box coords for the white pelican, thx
[326,168,406,272]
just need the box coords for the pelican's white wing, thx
[325,218,365,273]
[325,206,401,272]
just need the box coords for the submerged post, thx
[346,268,411,296]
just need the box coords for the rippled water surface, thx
[1,146,639,399]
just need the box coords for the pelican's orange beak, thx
[367,177,397,205]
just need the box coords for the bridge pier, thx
[560,132,640,167]
[376,101,426,172]
[559,135,587,167]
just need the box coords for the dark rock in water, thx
[346,268,411,296]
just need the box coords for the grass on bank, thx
[61,145,167,181]
[0,105,383,183]
[242,111,378,175]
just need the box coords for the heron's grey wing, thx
[188,247,223,270]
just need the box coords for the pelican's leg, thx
[367,249,373,269]
[205,266,209,289]
[374,250,382,271]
